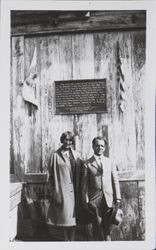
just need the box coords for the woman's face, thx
[62,135,73,150]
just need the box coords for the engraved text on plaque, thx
[55,79,107,114]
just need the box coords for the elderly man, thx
[81,136,121,241]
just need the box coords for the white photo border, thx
[0,1,155,250]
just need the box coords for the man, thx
[47,131,83,241]
[81,136,121,241]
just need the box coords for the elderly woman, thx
[47,131,83,241]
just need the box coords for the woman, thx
[47,131,83,241]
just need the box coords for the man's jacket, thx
[81,155,121,208]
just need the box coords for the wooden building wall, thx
[11,30,145,174]
[10,10,146,241]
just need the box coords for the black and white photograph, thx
[0,1,155,250]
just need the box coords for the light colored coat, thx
[82,155,121,208]
[47,147,82,226]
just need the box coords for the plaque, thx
[55,79,107,114]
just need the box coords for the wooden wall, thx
[10,11,146,241]
[11,30,145,175]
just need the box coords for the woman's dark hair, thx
[92,136,107,147]
[60,131,75,144]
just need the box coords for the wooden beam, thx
[24,170,145,183]
[24,173,47,183]
[10,174,21,183]
[11,10,89,26]
[118,170,145,181]
[11,10,146,36]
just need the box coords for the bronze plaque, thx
[55,79,107,114]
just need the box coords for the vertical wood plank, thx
[58,34,74,142]
[39,36,50,172]
[120,31,137,171]
[137,181,145,239]
[24,37,42,173]
[72,33,97,159]
[24,37,35,173]
[10,38,14,174]
[114,32,130,171]
[12,36,25,180]
[46,35,61,155]
[131,31,145,170]
[94,32,118,158]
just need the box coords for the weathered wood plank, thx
[94,32,117,158]
[24,170,145,184]
[10,174,20,182]
[11,11,146,36]
[24,170,145,183]
[137,181,145,239]
[72,33,97,160]
[31,37,42,173]
[24,37,42,173]
[24,173,47,183]
[57,34,75,143]
[12,36,25,180]
[24,37,35,173]
[120,31,137,171]
[46,35,61,155]
[118,170,145,181]
[11,11,89,25]
[131,30,145,170]
[39,36,50,172]
[10,38,14,174]
[116,32,136,170]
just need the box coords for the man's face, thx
[62,135,73,150]
[93,139,106,156]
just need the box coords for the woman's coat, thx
[47,147,82,226]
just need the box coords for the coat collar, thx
[57,147,77,161]
[88,155,107,169]
[88,155,99,169]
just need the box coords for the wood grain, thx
[11,11,146,36]
[72,33,97,159]
[24,37,42,173]
[131,31,145,170]
[12,36,25,180]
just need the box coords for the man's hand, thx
[115,199,122,208]
[83,203,96,217]
[88,203,97,212]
